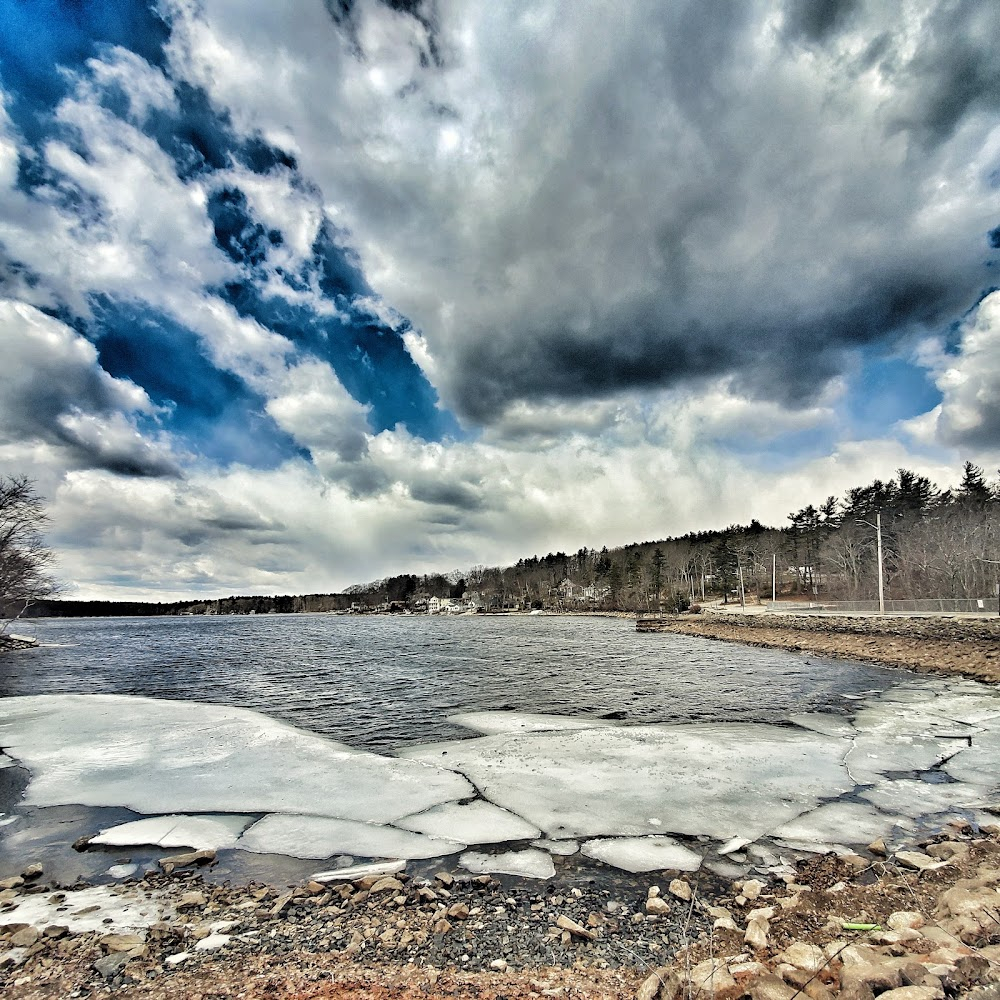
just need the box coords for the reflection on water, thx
[4,614,901,752]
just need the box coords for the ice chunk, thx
[400,723,852,841]
[312,860,406,882]
[581,835,702,873]
[107,864,139,878]
[772,801,908,846]
[531,838,579,856]
[460,848,555,879]
[236,814,466,860]
[395,800,539,843]
[0,885,167,934]
[718,836,752,856]
[861,779,982,819]
[0,753,17,769]
[92,814,254,852]
[0,695,472,823]
[448,712,619,735]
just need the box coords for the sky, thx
[0,0,998,601]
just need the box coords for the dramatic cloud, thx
[0,0,997,597]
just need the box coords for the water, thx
[5,614,900,752]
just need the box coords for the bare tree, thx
[0,475,57,630]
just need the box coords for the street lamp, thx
[856,512,885,615]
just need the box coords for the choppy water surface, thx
[4,614,900,751]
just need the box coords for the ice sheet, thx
[400,723,852,841]
[459,848,555,879]
[0,695,472,823]
[789,714,856,739]
[92,814,254,851]
[581,836,702,873]
[395,800,540,843]
[236,814,466,860]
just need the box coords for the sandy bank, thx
[642,612,1000,684]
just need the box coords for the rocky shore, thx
[4,820,1000,999]
[641,612,1000,684]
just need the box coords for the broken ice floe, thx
[581,836,702,873]
[236,814,466,860]
[460,848,555,880]
[92,814,255,852]
[2,680,1000,877]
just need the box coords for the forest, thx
[17,461,1000,618]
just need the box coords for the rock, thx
[894,851,946,871]
[178,890,208,909]
[270,891,294,915]
[369,876,404,894]
[645,896,670,916]
[0,948,27,969]
[556,914,595,940]
[869,838,887,856]
[42,925,68,939]
[0,877,24,890]
[10,927,39,948]
[93,952,131,980]
[742,878,764,901]
[432,918,451,934]
[925,841,968,861]
[159,849,215,872]
[637,966,677,1000]
[669,878,692,901]
[490,958,507,971]
[887,911,925,930]
[875,989,943,1000]
[839,959,906,995]
[100,933,146,953]
[745,917,769,950]
[21,862,43,880]
[685,958,737,998]
[647,885,661,898]
[747,973,798,1000]
[435,871,454,886]
[447,902,470,920]
[776,941,827,973]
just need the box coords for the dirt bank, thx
[642,613,1000,684]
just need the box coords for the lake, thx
[6,613,899,751]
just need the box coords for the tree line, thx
[2,462,999,620]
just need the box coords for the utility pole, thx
[857,512,886,615]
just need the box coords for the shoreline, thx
[640,611,1000,684]
[4,822,1000,998]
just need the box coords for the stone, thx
[894,851,946,871]
[875,989,943,1000]
[447,902,470,920]
[435,871,454,886]
[742,879,764,901]
[686,958,737,998]
[21,863,43,880]
[42,925,68,939]
[839,959,905,995]
[432,918,451,934]
[748,973,798,1000]
[490,958,507,971]
[369,876,405,894]
[100,932,146,953]
[776,941,827,973]
[869,838,887,856]
[556,914,595,940]
[0,877,24,890]
[178,891,207,909]
[887,911,925,930]
[669,878,692,901]
[93,952,130,980]
[745,917,769,950]
[637,966,678,1000]
[645,896,670,916]
[159,849,215,872]
[10,927,39,948]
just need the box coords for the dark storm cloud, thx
[372,0,1000,425]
